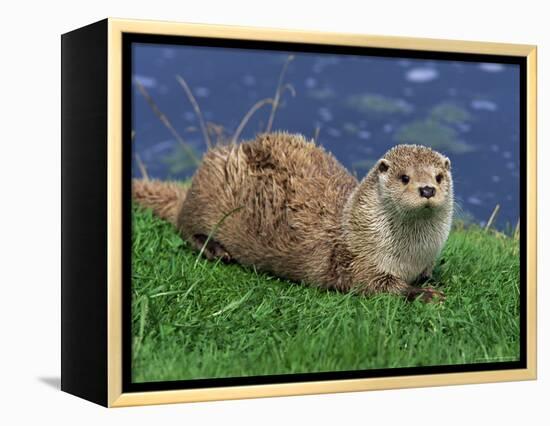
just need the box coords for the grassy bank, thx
[131,206,520,383]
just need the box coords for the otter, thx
[133,132,453,302]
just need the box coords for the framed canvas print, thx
[61,18,537,407]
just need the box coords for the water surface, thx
[132,43,520,229]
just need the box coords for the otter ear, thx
[443,157,451,170]
[377,159,390,173]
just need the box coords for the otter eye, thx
[436,173,443,184]
[400,175,410,184]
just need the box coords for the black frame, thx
[61,19,108,406]
[121,33,527,393]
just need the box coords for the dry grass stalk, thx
[281,83,296,98]
[265,55,295,132]
[135,153,150,181]
[131,130,150,181]
[175,74,212,149]
[514,220,520,240]
[207,122,230,146]
[231,98,274,144]
[484,204,500,232]
[134,80,200,166]
[313,126,321,144]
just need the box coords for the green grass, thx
[131,205,520,383]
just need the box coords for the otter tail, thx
[132,179,189,226]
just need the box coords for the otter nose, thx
[419,186,436,199]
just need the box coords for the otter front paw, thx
[405,286,445,303]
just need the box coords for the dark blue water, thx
[132,43,520,229]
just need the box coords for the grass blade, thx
[210,289,254,317]
[265,55,295,132]
[484,204,500,232]
[231,98,274,144]
[194,206,244,268]
[135,79,200,165]
[176,74,212,149]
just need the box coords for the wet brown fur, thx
[133,132,453,301]
[132,179,188,226]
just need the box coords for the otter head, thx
[375,144,453,217]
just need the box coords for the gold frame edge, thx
[106,17,537,407]
[107,19,123,406]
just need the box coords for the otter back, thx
[177,132,358,288]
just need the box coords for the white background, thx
[0,0,547,424]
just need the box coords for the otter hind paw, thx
[405,286,445,303]
[192,234,233,263]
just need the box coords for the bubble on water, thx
[318,107,333,122]
[405,67,439,83]
[506,161,515,170]
[358,130,371,140]
[343,123,358,135]
[502,151,512,159]
[490,144,500,152]
[471,99,497,111]
[327,127,341,138]
[467,196,483,206]
[133,75,157,89]
[242,74,256,86]
[491,175,501,183]
[448,88,458,96]
[305,77,317,89]
[183,112,196,121]
[398,59,412,67]
[396,99,412,110]
[147,140,174,155]
[479,63,505,73]
[383,124,394,133]
[162,48,176,59]
[194,87,210,98]
[457,123,471,132]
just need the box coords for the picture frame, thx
[61,17,537,407]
